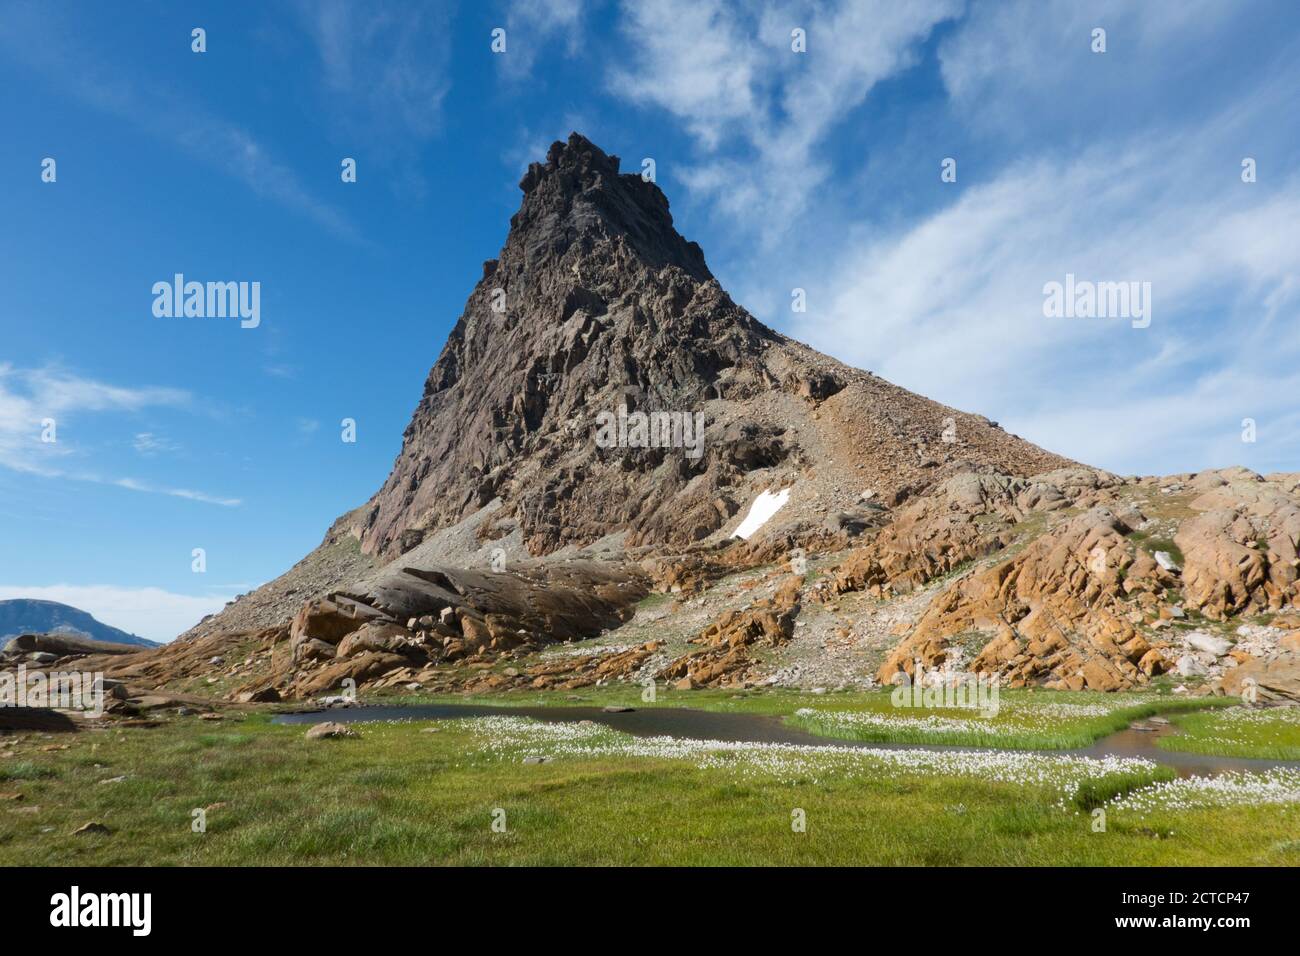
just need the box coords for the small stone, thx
[522,755,550,765]
[305,722,356,740]
[1184,631,1232,657]
[73,821,111,836]
[1154,551,1181,573]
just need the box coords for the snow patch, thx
[732,487,791,540]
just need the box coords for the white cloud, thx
[789,97,1300,474]
[132,432,180,457]
[112,478,242,508]
[501,0,587,79]
[0,364,186,472]
[0,585,242,644]
[602,0,1299,474]
[610,0,961,243]
[296,0,453,139]
[937,0,1236,136]
[0,364,241,506]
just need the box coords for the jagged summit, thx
[182,132,1073,642]
[511,133,712,281]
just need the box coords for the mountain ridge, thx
[0,599,158,648]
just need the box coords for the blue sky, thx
[2,0,1297,641]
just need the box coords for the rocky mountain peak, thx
[340,132,1073,566]
[510,132,711,282]
[180,133,1074,643]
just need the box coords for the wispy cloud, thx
[599,0,1300,474]
[112,478,242,508]
[132,432,180,457]
[0,0,357,239]
[0,364,241,506]
[293,0,457,197]
[790,139,1300,472]
[609,0,961,245]
[778,5,1300,475]
[498,0,587,80]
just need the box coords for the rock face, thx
[835,467,1300,695]
[187,132,1071,642]
[1,632,142,660]
[1175,469,1300,619]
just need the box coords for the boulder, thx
[1182,631,1233,658]
[336,622,417,659]
[1217,650,1300,702]
[295,638,337,663]
[305,721,356,740]
[290,597,392,655]
[1153,551,1181,572]
[4,633,140,659]
[295,652,408,697]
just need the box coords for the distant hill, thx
[0,599,159,649]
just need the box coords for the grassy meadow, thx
[2,692,1298,866]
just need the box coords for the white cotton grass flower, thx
[462,715,1158,798]
[1107,768,1300,814]
[792,698,1124,737]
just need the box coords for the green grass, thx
[1071,767,1175,812]
[393,684,1234,751]
[1125,530,1185,567]
[0,761,58,782]
[786,692,1235,750]
[1158,708,1300,760]
[0,712,1296,866]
